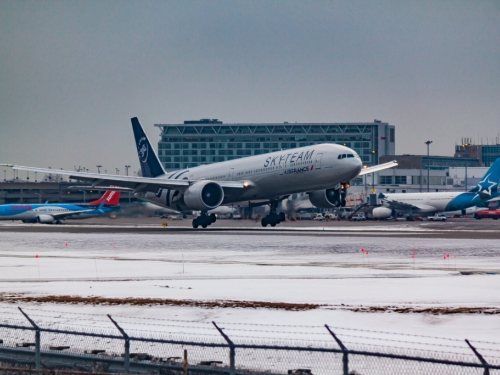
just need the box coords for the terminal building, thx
[455,141,500,167]
[155,119,396,171]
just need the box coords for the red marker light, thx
[35,255,38,258]
[446,253,449,258]
[366,251,369,255]
[411,255,414,258]
[65,242,68,246]
[443,256,446,259]
[361,248,364,252]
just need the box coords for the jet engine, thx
[308,188,343,208]
[372,207,392,219]
[183,181,224,211]
[37,215,55,224]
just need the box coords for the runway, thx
[1,216,500,239]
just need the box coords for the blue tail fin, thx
[131,117,165,178]
[469,158,500,198]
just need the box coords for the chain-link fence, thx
[0,308,499,375]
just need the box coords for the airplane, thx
[0,190,121,224]
[372,158,500,220]
[2,117,397,228]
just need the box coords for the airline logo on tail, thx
[137,136,149,163]
[88,190,121,206]
[472,173,498,199]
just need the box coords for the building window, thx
[380,176,393,185]
[395,176,406,184]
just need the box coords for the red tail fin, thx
[88,190,121,206]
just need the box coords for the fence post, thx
[108,314,130,373]
[212,321,235,375]
[18,308,41,369]
[466,339,490,375]
[325,325,349,375]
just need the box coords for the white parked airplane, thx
[372,159,500,220]
[3,117,397,228]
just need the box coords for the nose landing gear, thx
[261,200,286,227]
[192,212,216,228]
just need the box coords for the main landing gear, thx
[261,200,286,227]
[192,212,216,229]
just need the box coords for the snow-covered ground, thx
[0,231,499,362]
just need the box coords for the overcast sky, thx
[1,0,499,176]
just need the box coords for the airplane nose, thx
[351,157,362,175]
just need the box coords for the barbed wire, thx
[2,306,500,347]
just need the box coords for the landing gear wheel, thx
[192,219,199,228]
[210,213,217,223]
[279,212,286,222]
[271,222,276,227]
[261,217,268,227]
[202,224,207,228]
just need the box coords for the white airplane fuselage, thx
[137,144,363,210]
[381,192,464,213]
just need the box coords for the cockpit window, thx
[338,152,360,159]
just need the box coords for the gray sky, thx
[1,0,499,175]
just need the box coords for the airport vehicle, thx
[474,210,500,220]
[2,118,397,229]
[350,213,366,221]
[427,214,447,221]
[0,190,121,224]
[372,159,500,220]
[324,212,338,220]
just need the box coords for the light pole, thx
[115,168,120,175]
[35,171,37,182]
[425,141,433,192]
[96,165,102,174]
[79,190,87,203]
[3,170,6,182]
[125,165,131,176]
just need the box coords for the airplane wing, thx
[67,185,135,192]
[379,197,436,212]
[49,208,96,219]
[358,161,398,176]
[1,165,245,193]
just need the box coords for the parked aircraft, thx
[0,190,121,224]
[372,159,500,220]
[2,117,397,228]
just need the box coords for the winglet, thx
[98,200,106,210]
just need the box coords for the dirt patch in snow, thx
[343,305,500,315]
[0,293,321,311]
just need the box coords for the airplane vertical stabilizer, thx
[88,190,121,206]
[469,158,500,197]
[131,117,166,178]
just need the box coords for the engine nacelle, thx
[372,207,392,219]
[37,214,55,224]
[183,181,224,211]
[308,188,342,208]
